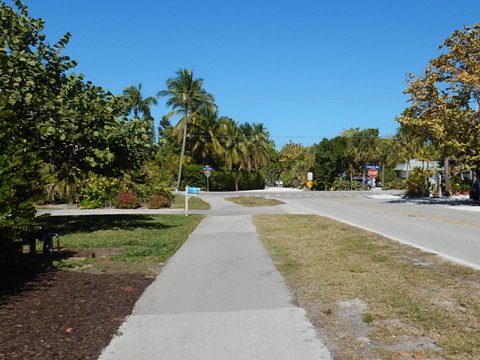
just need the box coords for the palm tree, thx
[158,69,215,189]
[187,106,221,164]
[217,117,246,191]
[239,122,271,173]
[344,128,381,189]
[123,84,158,142]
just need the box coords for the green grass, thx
[254,214,480,360]
[171,195,211,210]
[38,214,204,274]
[226,196,284,207]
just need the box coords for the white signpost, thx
[185,186,200,216]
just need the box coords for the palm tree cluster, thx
[158,68,273,190]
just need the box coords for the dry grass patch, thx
[254,214,480,360]
[226,196,284,207]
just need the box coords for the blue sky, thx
[12,0,480,148]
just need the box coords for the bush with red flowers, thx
[113,192,141,209]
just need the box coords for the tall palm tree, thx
[218,117,246,191]
[158,69,215,189]
[344,128,381,189]
[123,84,158,142]
[239,122,271,173]
[187,106,221,164]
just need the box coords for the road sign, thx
[368,168,379,178]
[204,170,211,178]
[306,180,314,189]
[307,172,313,181]
[203,166,213,171]
[365,165,381,169]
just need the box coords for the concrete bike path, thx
[98,203,331,359]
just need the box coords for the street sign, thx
[202,166,212,191]
[306,180,314,189]
[368,168,379,178]
[307,172,313,181]
[365,165,381,169]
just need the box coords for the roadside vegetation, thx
[226,196,285,207]
[40,214,204,275]
[171,195,211,210]
[255,214,480,360]
[1,0,479,261]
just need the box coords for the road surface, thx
[201,190,480,270]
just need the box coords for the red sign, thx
[368,168,378,178]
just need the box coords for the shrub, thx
[383,179,407,190]
[182,164,205,189]
[405,169,431,197]
[237,171,265,190]
[210,169,235,191]
[148,194,171,209]
[79,174,120,209]
[113,192,141,209]
[330,179,362,191]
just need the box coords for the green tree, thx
[397,23,480,176]
[239,123,272,173]
[278,142,315,188]
[122,83,158,143]
[183,105,221,165]
[158,68,216,189]
[0,107,40,250]
[217,117,246,191]
[312,136,348,190]
[343,128,381,189]
[377,137,400,185]
[0,0,153,248]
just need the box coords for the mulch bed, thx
[0,263,152,359]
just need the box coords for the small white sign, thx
[307,172,313,181]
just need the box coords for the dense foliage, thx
[4,1,477,256]
[397,23,480,180]
[0,1,152,250]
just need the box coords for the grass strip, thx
[254,214,480,360]
[171,195,211,210]
[39,214,204,275]
[226,196,284,207]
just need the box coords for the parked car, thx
[470,180,480,201]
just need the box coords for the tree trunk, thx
[176,110,188,190]
[381,162,385,188]
[444,157,450,196]
[349,163,353,190]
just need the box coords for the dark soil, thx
[0,262,152,359]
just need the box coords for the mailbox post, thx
[185,186,200,216]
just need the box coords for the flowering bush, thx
[113,192,141,209]
[79,174,119,209]
[148,194,171,209]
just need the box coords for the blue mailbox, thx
[186,186,201,195]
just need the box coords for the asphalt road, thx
[201,190,480,270]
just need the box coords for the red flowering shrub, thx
[148,194,171,209]
[113,192,141,209]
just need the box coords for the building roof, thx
[394,160,442,171]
